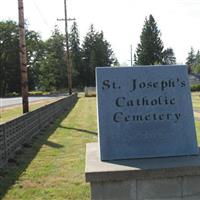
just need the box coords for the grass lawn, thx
[195,121,200,141]
[0,99,57,124]
[192,92,200,110]
[0,97,97,200]
[0,95,200,200]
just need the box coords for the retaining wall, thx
[0,93,77,168]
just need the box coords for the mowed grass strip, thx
[195,121,200,142]
[192,92,200,110]
[0,97,97,200]
[0,99,58,124]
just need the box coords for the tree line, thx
[2,15,197,97]
[135,14,200,75]
[134,14,176,65]
[0,21,118,97]
[186,47,200,74]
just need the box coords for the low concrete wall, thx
[86,143,200,200]
[85,87,96,97]
[0,93,77,168]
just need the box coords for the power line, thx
[130,45,133,66]
[31,0,50,29]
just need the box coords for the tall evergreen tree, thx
[81,25,115,86]
[81,25,97,86]
[134,14,164,65]
[186,47,196,66]
[162,48,176,65]
[69,22,81,87]
[186,47,196,73]
[193,50,200,73]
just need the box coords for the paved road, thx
[0,95,67,108]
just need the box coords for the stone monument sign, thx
[96,65,198,160]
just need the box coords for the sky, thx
[1,0,200,65]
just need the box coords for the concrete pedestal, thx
[85,143,200,200]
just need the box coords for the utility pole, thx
[130,45,133,66]
[64,0,72,95]
[58,0,75,95]
[18,0,29,113]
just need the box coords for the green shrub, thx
[28,91,50,96]
[191,84,200,92]
[6,92,19,97]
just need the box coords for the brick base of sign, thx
[85,143,200,200]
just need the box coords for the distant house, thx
[188,73,200,86]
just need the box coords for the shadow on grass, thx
[59,125,97,135]
[0,111,70,199]
[45,140,64,148]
